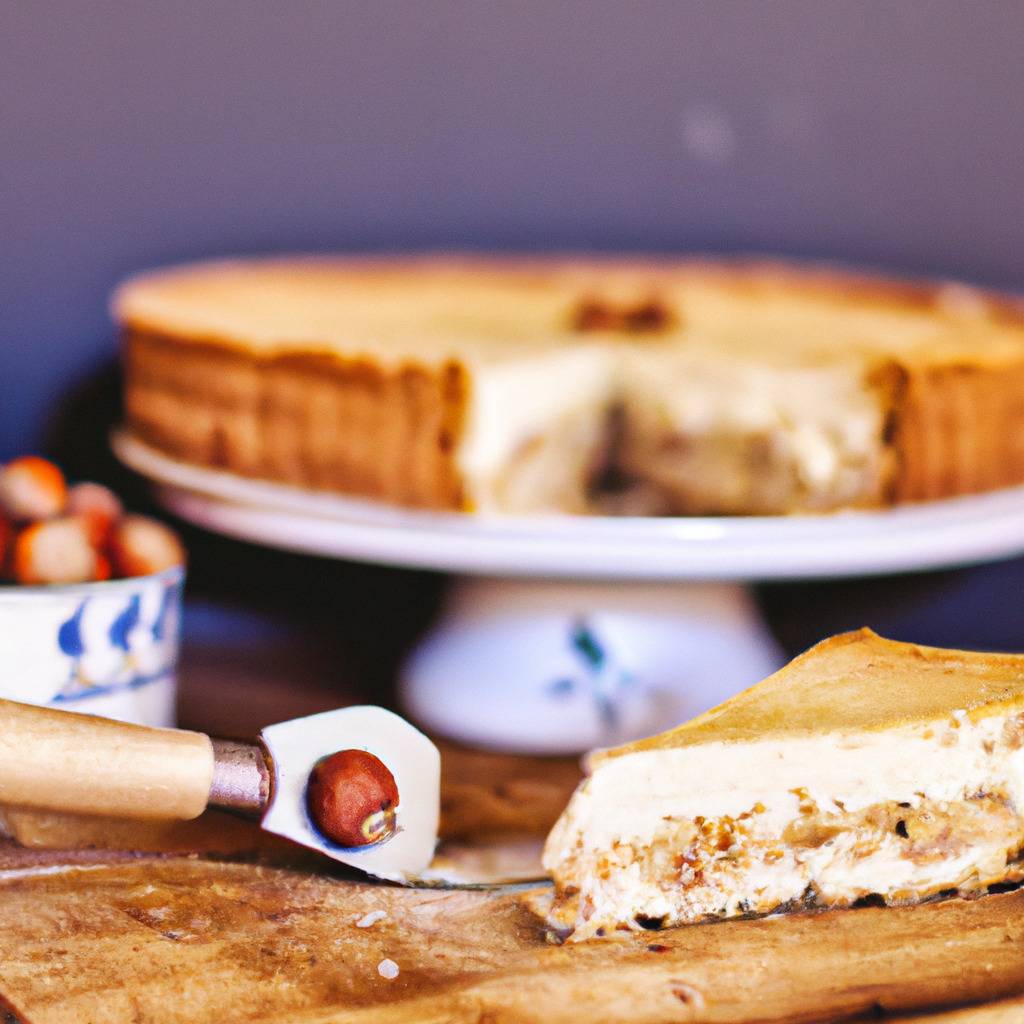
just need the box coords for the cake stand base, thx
[400,578,784,755]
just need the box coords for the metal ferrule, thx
[208,738,271,817]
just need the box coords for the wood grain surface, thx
[0,852,1023,1024]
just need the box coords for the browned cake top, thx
[113,255,1024,370]
[597,629,1024,762]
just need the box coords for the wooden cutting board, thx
[2,741,1023,1022]
[1,849,1023,1024]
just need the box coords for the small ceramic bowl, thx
[0,566,184,727]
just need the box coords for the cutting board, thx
[1,850,1024,1024]
[2,740,1024,1023]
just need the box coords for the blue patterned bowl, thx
[0,566,184,727]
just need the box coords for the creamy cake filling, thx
[543,710,1024,940]
[456,346,890,516]
[456,346,616,514]
[617,351,888,514]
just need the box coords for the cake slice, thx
[541,629,1024,940]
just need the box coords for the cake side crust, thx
[123,328,470,510]
[886,357,1024,503]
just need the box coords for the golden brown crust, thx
[596,628,1024,762]
[685,256,1024,325]
[124,328,469,509]
[112,253,1024,328]
[888,359,1024,503]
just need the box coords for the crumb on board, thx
[356,910,388,929]
[377,958,400,980]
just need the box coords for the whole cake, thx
[116,256,1024,515]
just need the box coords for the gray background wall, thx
[3,1,1023,456]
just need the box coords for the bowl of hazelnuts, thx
[0,456,186,728]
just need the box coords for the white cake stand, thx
[114,431,1024,754]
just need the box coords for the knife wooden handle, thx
[0,699,214,820]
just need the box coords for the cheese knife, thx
[0,699,440,882]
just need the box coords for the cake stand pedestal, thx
[114,431,1024,754]
[400,577,781,753]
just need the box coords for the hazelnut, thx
[108,515,185,577]
[306,749,399,848]
[13,518,97,585]
[0,456,67,521]
[67,481,123,545]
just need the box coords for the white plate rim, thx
[113,429,1024,580]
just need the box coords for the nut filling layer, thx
[544,791,1024,941]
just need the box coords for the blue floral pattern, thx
[50,572,183,703]
[547,619,637,730]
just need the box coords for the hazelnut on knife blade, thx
[306,749,400,848]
